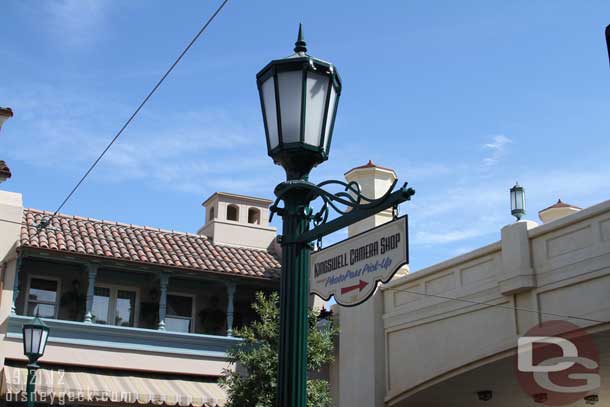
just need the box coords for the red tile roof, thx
[21,209,280,280]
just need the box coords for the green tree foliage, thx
[221,292,337,407]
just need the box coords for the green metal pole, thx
[276,184,311,407]
[26,362,38,407]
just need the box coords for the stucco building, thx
[0,187,281,405]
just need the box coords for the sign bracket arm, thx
[287,186,414,244]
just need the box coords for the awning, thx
[1,365,227,406]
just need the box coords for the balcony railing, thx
[6,315,241,358]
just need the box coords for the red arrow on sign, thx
[341,280,369,295]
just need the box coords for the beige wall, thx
[0,191,22,261]
[0,191,23,367]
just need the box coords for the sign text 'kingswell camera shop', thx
[310,216,408,306]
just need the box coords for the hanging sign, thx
[310,216,408,307]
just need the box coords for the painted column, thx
[158,273,169,330]
[225,282,236,336]
[10,256,22,314]
[83,263,98,323]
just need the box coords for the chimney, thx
[538,199,582,224]
[197,192,277,250]
[0,107,13,184]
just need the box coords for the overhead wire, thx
[39,0,231,233]
[0,217,60,232]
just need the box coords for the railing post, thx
[158,273,169,330]
[225,282,236,336]
[83,263,98,323]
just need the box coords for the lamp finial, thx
[294,23,307,54]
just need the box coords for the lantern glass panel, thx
[277,70,303,143]
[24,327,32,354]
[261,77,279,150]
[40,329,49,354]
[519,190,525,210]
[31,328,42,354]
[303,71,329,148]
[323,85,338,152]
[511,189,524,211]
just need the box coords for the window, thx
[227,204,239,221]
[165,294,194,333]
[208,207,215,221]
[92,285,137,327]
[248,208,260,224]
[115,290,136,326]
[92,287,110,324]
[27,277,59,318]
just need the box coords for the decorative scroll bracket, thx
[270,178,415,245]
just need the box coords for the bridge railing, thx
[381,198,610,406]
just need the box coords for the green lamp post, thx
[256,24,341,407]
[22,315,50,407]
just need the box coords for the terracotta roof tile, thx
[21,209,280,280]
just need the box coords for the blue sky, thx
[1,1,609,271]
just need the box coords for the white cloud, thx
[1,82,281,198]
[48,0,107,40]
[406,163,610,252]
[482,134,512,167]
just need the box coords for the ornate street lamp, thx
[257,25,413,407]
[510,182,526,221]
[257,24,341,180]
[256,25,342,407]
[22,315,50,407]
